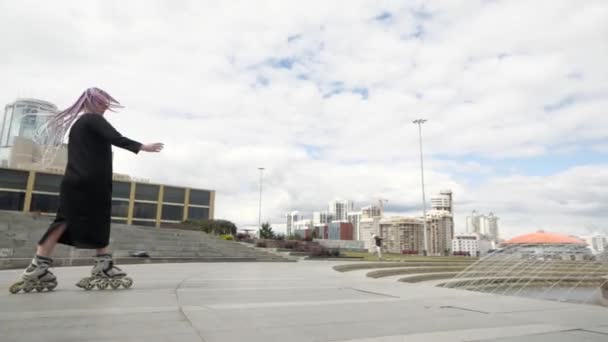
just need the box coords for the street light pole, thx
[257,167,265,238]
[413,119,429,256]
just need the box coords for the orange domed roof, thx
[504,230,585,245]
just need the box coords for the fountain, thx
[441,232,608,307]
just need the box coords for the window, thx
[133,202,157,219]
[163,186,185,203]
[112,181,131,199]
[132,220,156,227]
[189,189,210,206]
[111,200,129,218]
[34,173,62,193]
[0,191,25,210]
[162,205,183,221]
[30,194,60,213]
[135,183,159,201]
[0,169,28,190]
[188,206,209,220]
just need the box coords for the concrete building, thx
[286,211,301,236]
[359,217,381,250]
[425,210,454,256]
[361,205,381,219]
[582,234,608,254]
[329,199,353,222]
[467,210,500,243]
[347,211,362,240]
[0,166,215,228]
[380,216,425,255]
[430,189,452,212]
[313,211,333,225]
[452,233,495,256]
[1,98,57,166]
[328,222,354,240]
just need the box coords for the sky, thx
[1,0,607,238]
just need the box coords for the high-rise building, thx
[329,199,353,222]
[347,211,362,240]
[1,98,58,168]
[466,210,500,243]
[425,210,454,256]
[361,205,381,219]
[380,216,425,254]
[313,211,333,225]
[431,190,452,212]
[286,211,301,236]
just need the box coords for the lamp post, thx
[257,167,265,238]
[413,119,428,256]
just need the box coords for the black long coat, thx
[40,113,141,249]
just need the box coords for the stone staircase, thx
[0,211,290,269]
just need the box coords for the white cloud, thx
[1,0,607,238]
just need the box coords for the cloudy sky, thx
[1,0,607,238]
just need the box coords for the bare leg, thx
[96,246,109,255]
[36,224,66,257]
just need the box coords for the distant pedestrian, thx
[371,233,383,260]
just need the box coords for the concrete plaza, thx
[1,260,608,341]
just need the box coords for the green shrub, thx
[220,234,234,241]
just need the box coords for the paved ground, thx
[1,260,608,342]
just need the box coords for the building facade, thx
[361,205,381,219]
[359,217,381,250]
[430,189,452,212]
[1,98,58,167]
[466,210,500,243]
[313,211,333,225]
[347,211,362,240]
[0,167,215,228]
[452,233,495,256]
[286,211,301,236]
[329,199,353,222]
[426,210,454,256]
[328,222,354,240]
[380,216,425,254]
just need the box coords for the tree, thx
[258,222,275,239]
[184,219,237,235]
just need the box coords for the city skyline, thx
[1,1,607,238]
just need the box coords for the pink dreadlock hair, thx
[45,87,123,146]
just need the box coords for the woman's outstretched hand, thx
[141,143,164,152]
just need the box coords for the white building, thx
[347,211,362,240]
[329,199,353,222]
[1,98,58,167]
[466,210,500,243]
[431,190,452,213]
[359,217,381,250]
[452,233,495,256]
[313,211,333,225]
[361,205,381,219]
[582,235,608,254]
[285,211,301,236]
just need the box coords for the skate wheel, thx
[97,280,109,290]
[110,279,121,289]
[122,277,133,289]
[47,282,57,291]
[23,285,34,293]
[84,282,94,291]
[35,285,44,292]
[9,281,23,294]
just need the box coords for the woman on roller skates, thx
[10,87,163,294]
